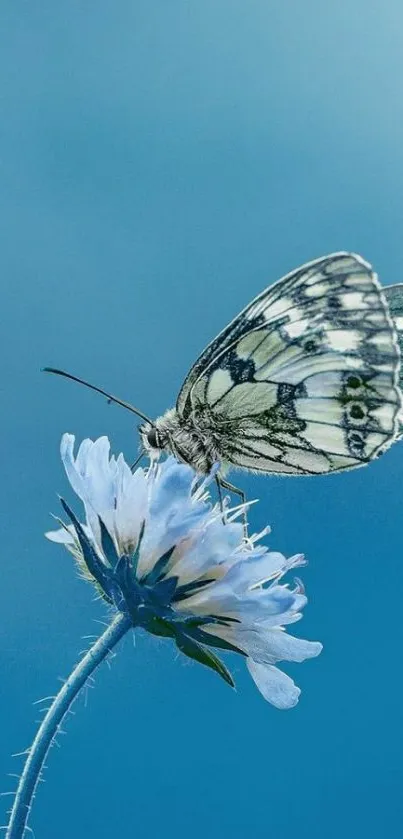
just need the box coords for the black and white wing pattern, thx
[177,253,402,475]
[383,283,403,436]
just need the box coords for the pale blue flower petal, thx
[246,659,301,709]
[148,458,195,518]
[262,632,323,662]
[220,550,288,591]
[45,525,75,544]
[168,518,244,585]
[45,521,94,554]
[79,436,116,516]
[137,459,209,577]
[208,624,322,664]
[113,456,147,553]
[258,607,305,628]
[60,434,88,500]
[180,577,296,619]
[257,584,308,619]
[60,434,116,548]
[74,437,93,474]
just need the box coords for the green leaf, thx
[175,632,235,688]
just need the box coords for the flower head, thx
[46,434,322,709]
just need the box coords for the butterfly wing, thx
[383,283,403,436]
[177,253,401,475]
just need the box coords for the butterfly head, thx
[140,420,170,458]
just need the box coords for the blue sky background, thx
[1,2,403,837]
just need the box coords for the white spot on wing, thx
[371,402,397,431]
[304,282,331,297]
[368,330,397,350]
[206,369,233,405]
[304,372,343,397]
[285,448,330,473]
[284,319,310,339]
[327,330,362,351]
[295,398,344,424]
[217,382,278,417]
[339,291,366,309]
[259,297,292,320]
[302,422,351,456]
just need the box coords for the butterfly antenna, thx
[42,367,153,424]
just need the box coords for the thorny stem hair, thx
[5,613,131,839]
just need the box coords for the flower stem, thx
[6,611,132,839]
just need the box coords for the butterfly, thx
[140,252,403,478]
[383,282,403,438]
[45,252,403,487]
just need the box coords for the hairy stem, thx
[6,612,132,839]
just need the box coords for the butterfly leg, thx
[130,450,145,472]
[215,476,225,520]
[217,477,248,538]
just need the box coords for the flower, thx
[46,434,322,709]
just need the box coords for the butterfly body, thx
[141,408,222,474]
[142,252,402,477]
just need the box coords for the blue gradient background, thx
[1,3,403,837]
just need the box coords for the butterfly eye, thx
[147,427,162,449]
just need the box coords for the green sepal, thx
[60,498,113,599]
[98,516,120,568]
[175,633,235,688]
[150,575,178,605]
[50,514,73,536]
[129,520,145,578]
[142,545,176,586]
[172,577,215,602]
[183,624,246,656]
[145,615,177,638]
[114,555,142,617]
